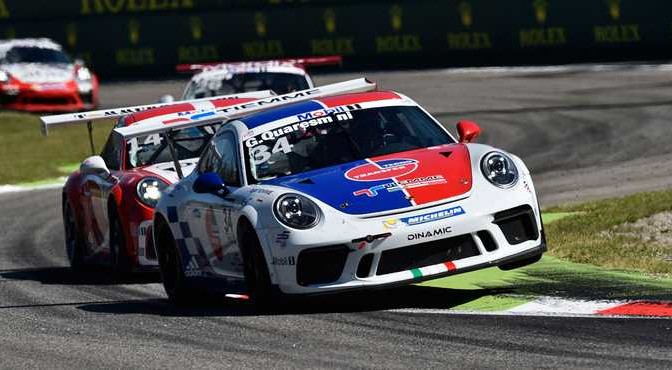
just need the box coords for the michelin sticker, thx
[384,206,465,228]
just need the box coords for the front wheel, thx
[109,207,131,275]
[239,226,275,308]
[63,199,85,271]
[155,219,196,305]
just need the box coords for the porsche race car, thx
[176,56,342,100]
[40,90,276,272]
[146,78,546,304]
[1,38,99,112]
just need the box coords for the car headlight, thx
[136,177,168,208]
[273,193,320,229]
[481,151,518,188]
[0,70,9,83]
[76,67,91,81]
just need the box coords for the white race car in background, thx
[145,78,546,305]
[175,56,342,100]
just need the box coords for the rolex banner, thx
[0,0,668,77]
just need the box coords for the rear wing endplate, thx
[113,78,376,140]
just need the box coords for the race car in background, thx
[1,38,99,112]
[174,56,342,100]
[147,78,546,305]
[40,90,275,273]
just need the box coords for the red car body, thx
[61,97,259,271]
[0,38,99,112]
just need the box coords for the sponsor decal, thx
[351,232,391,251]
[271,256,295,266]
[163,117,189,125]
[346,158,418,182]
[407,226,452,241]
[35,82,67,91]
[250,188,274,195]
[245,112,353,148]
[400,206,465,226]
[353,175,446,197]
[205,208,224,261]
[382,218,401,229]
[275,230,290,247]
[184,255,204,277]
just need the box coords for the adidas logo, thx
[184,256,203,277]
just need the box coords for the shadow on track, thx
[0,266,160,285]
[76,285,511,317]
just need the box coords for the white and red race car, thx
[40,90,276,272]
[139,78,546,304]
[175,56,342,100]
[1,38,99,112]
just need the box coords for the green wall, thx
[0,0,668,77]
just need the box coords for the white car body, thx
[152,88,545,298]
[182,64,313,100]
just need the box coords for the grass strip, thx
[0,112,113,184]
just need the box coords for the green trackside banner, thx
[0,0,669,77]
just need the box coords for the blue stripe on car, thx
[264,161,412,215]
[242,100,324,129]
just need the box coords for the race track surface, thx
[2,66,672,368]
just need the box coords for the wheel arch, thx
[236,212,277,285]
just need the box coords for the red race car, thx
[40,90,274,273]
[0,38,99,112]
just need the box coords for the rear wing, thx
[39,90,275,136]
[114,78,376,140]
[176,55,343,74]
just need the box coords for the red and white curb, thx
[391,296,672,318]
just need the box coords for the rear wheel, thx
[63,199,85,271]
[109,204,131,275]
[155,219,196,305]
[239,224,274,308]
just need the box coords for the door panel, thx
[184,192,244,279]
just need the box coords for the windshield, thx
[243,106,455,182]
[126,125,219,168]
[2,47,71,64]
[186,72,310,98]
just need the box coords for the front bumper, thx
[137,220,160,267]
[263,185,544,295]
[0,81,97,112]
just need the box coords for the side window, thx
[197,144,220,174]
[100,132,122,171]
[215,132,241,187]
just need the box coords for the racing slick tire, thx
[63,198,85,271]
[109,203,132,275]
[238,221,276,309]
[154,217,198,305]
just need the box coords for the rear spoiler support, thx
[163,132,184,179]
[87,121,95,155]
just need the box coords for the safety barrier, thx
[0,0,668,78]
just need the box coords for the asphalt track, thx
[1,65,672,368]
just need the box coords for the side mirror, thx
[157,94,175,104]
[457,120,481,143]
[194,172,229,195]
[80,155,110,176]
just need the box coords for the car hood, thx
[2,63,74,83]
[265,143,473,215]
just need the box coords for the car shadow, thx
[76,284,512,317]
[0,266,161,285]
